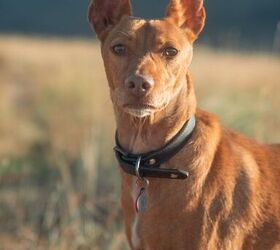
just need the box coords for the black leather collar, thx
[114,115,196,180]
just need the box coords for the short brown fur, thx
[88,0,280,249]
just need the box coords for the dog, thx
[88,0,280,249]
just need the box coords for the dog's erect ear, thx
[88,0,132,40]
[165,0,205,41]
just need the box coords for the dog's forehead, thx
[120,16,147,32]
[110,16,187,44]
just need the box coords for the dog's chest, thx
[121,176,205,249]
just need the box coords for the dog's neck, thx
[114,73,197,154]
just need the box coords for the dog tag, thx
[136,188,148,213]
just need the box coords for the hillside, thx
[0,0,279,48]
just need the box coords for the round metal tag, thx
[136,188,148,213]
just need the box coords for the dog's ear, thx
[88,0,132,41]
[165,0,205,41]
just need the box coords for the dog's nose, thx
[124,74,154,96]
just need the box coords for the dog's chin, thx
[121,101,168,118]
[125,108,153,118]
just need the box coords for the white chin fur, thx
[126,108,152,118]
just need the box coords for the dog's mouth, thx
[123,103,157,118]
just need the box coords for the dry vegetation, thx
[0,35,279,250]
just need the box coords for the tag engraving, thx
[136,188,148,213]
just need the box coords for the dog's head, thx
[88,0,205,118]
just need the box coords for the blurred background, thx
[0,0,279,249]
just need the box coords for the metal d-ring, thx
[135,156,150,187]
[135,156,142,180]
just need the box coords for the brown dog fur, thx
[88,0,280,249]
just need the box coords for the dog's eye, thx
[112,44,126,56]
[163,47,178,58]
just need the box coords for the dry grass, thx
[0,35,113,158]
[192,47,280,142]
[0,35,279,249]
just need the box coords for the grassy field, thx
[0,35,279,249]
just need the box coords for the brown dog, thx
[88,0,280,249]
